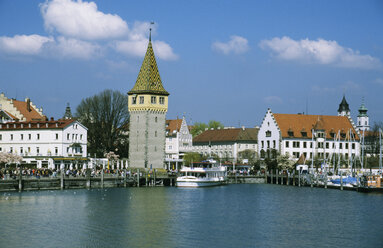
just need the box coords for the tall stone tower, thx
[338,95,351,117]
[128,32,169,169]
[357,98,369,131]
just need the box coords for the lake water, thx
[0,184,382,248]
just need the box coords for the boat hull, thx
[176,178,226,187]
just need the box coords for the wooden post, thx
[324,173,327,189]
[145,172,149,186]
[270,171,273,184]
[101,169,104,189]
[124,169,127,188]
[340,175,343,190]
[18,171,22,192]
[137,169,140,187]
[293,170,296,186]
[298,172,301,187]
[276,169,279,184]
[154,169,156,187]
[316,174,319,187]
[86,169,91,189]
[264,171,267,184]
[310,174,313,188]
[287,173,290,186]
[60,169,64,190]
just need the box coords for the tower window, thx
[159,97,165,105]
[132,96,137,105]
[155,117,157,123]
[155,131,157,137]
[139,96,144,104]
[151,96,157,104]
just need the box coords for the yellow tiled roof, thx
[128,40,169,96]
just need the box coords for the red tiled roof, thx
[166,119,183,134]
[193,128,258,144]
[1,110,18,120]
[0,119,75,130]
[10,99,46,121]
[273,114,359,140]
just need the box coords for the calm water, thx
[0,184,382,248]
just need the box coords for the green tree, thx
[277,153,295,172]
[190,120,224,137]
[76,89,129,158]
[183,152,203,166]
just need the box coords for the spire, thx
[358,97,368,117]
[63,103,73,119]
[128,26,169,96]
[338,94,350,113]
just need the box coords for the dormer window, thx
[288,129,294,137]
[301,131,307,137]
[266,131,271,137]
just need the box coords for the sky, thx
[0,0,383,128]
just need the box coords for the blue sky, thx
[1,0,383,127]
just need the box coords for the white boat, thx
[176,160,227,187]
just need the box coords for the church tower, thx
[338,95,351,117]
[128,31,169,169]
[357,98,369,131]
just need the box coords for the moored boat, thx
[176,160,227,187]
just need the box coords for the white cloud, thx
[50,36,101,59]
[212,35,249,55]
[0,34,53,55]
[114,36,178,61]
[40,0,128,40]
[264,96,282,104]
[260,36,381,69]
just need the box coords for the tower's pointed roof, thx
[128,37,169,96]
[63,103,73,119]
[338,95,350,113]
[358,98,368,117]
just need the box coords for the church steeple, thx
[338,94,350,117]
[63,103,72,119]
[357,98,369,131]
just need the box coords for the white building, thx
[258,109,360,165]
[165,117,193,170]
[0,119,88,169]
[192,127,258,162]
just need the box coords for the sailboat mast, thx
[380,128,382,175]
[361,129,365,171]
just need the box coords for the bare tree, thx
[76,89,129,158]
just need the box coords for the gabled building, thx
[165,117,193,170]
[0,118,87,169]
[0,93,46,122]
[258,109,360,163]
[127,31,169,169]
[192,127,258,162]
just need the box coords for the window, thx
[132,96,137,104]
[10,147,13,153]
[67,147,69,153]
[139,96,144,104]
[28,147,30,153]
[80,134,83,140]
[159,97,165,105]
[0,134,2,140]
[21,134,24,140]
[267,141,270,148]
[301,132,307,137]
[20,147,23,154]
[56,133,58,140]
[55,147,58,155]
[37,134,40,140]
[151,96,157,104]
[37,147,40,154]
[293,142,300,148]
[0,147,2,152]
[28,134,31,140]
[169,145,172,150]
[346,143,349,149]
[310,142,313,148]
[318,142,324,148]
[266,131,271,137]
[155,117,158,123]
[273,140,276,148]
[261,141,264,148]
[303,142,307,148]
[288,131,294,137]
[10,134,13,140]
[352,143,355,150]
[155,131,157,137]
[326,142,329,149]
[67,134,70,140]
[340,143,343,149]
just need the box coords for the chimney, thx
[242,126,245,131]
[50,117,54,121]
[26,98,31,112]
